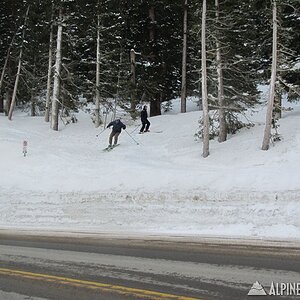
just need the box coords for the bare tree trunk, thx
[0,55,10,101]
[45,2,54,122]
[150,94,161,117]
[262,0,277,150]
[0,33,16,97]
[215,0,227,142]
[130,49,136,112]
[149,6,155,41]
[31,59,37,117]
[31,89,36,117]
[198,68,202,109]
[1,33,16,112]
[201,0,209,158]
[51,8,63,131]
[4,87,11,116]
[0,98,3,113]
[113,52,123,121]
[95,6,101,127]
[181,0,188,113]
[274,88,282,119]
[8,6,30,120]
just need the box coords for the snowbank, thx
[1,98,300,239]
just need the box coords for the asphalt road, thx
[0,232,299,300]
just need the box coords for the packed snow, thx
[1,96,300,240]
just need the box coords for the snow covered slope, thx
[0,98,300,239]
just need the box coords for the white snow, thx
[0,291,46,300]
[1,96,300,240]
[292,62,300,70]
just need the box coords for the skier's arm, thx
[107,121,113,128]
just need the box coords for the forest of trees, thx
[0,0,299,155]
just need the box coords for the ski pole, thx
[125,129,139,145]
[130,124,140,134]
[96,127,107,137]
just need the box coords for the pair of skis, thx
[102,130,163,152]
[103,144,120,152]
[139,130,163,134]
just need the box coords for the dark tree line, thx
[0,0,299,134]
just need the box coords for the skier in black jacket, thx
[139,105,150,133]
[107,119,126,147]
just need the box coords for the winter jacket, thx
[107,119,126,133]
[141,108,148,122]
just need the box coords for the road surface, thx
[0,232,299,299]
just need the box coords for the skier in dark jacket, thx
[107,119,126,147]
[139,105,150,133]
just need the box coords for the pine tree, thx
[0,0,24,114]
[191,0,262,140]
[215,0,226,142]
[275,0,300,111]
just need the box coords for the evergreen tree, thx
[0,0,298,144]
[0,0,24,114]
[191,0,262,140]
[276,0,300,107]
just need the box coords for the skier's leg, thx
[109,131,115,146]
[140,122,146,133]
[114,132,120,145]
[145,120,150,131]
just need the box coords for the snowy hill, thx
[1,98,300,239]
